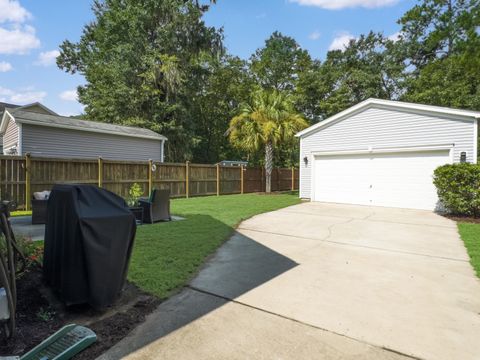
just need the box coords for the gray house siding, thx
[299,106,476,199]
[3,117,19,151]
[22,124,163,161]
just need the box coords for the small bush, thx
[433,163,480,217]
[126,183,144,207]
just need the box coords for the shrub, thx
[0,236,43,271]
[433,163,480,217]
[126,183,144,207]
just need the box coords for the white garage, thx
[297,99,479,211]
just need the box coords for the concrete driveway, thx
[100,202,480,360]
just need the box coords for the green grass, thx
[11,210,32,217]
[458,223,480,278]
[128,192,301,298]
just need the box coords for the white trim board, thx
[310,144,455,157]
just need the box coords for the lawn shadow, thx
[99,214,298,359]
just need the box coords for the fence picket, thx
[0,155,298,209]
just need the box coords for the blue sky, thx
[0,0,415,116]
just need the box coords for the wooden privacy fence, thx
[0,154,299,210]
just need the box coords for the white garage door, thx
[312,150,451,210]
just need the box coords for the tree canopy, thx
[228,90,308,192]
[58,0,480,166]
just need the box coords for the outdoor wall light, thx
[460,152,467,163]
[303,156,308,166]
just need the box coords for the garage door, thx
[312,150,451,210]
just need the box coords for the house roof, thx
[1,109,167,141]
[0,102,20,114]
[296,98,480,138]
[0,102,57,116]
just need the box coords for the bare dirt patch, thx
[0,265,160,359]
[443,214,480,224]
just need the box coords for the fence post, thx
[148,159,153,195]
[240,165,244,194]
[185,161,190,198]
[261,167,265,192]
[291,167,295,191]
[25,153,31,211]
[97,157,103,187]
[216,163,220,196]
[277,168,280,191]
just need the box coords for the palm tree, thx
[228,90,308,193]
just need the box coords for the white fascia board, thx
[296,98,480,138]
[0,110,14,134]
[310,143,454,157]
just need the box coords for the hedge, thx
[433,163,480,217]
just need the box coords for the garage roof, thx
[296,98,480,138]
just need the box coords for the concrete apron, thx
[100,202,480,360]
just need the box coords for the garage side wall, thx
[299,106,475,199]
[22,124,163,161]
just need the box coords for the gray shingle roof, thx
[0,102,20,114]
[11,110,167,141]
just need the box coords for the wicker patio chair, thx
[31,198,48,225]
[139,189,171,223]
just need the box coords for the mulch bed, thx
[443,214,480,224]
[0,265,160,359]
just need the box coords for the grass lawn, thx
[11,210,32,217]
[128,192,301,298]
[458,223,480,278]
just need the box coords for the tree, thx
[250,31,311,92]
[187,55,255,163]
[297,32,405,119]
[399,0,480,110]
[398,0,479,70]
[57,0,223,161]
[402,49,480,110]
[228,90,308,193]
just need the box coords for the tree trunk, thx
[447,0,453,56]
[265,141,273,193]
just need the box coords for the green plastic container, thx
[20,324,96,360]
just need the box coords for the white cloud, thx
[0,1,40,55]
[290,0,399,10]
[0,0,31,23]
[309,30,321,40]
[0,25,40,54]
[10,90,46,103]
[329,31,356,51]
[0,61,12,72]
[59,89,78,102]
[35,49,60,66]
[0,85,46,104]
[388,31,402,42]
[0,86,13,98]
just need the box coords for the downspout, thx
[161,139,165,162]
[17,122,22,156]
[475,117,479,164]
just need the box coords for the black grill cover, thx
[43,184,136,308]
